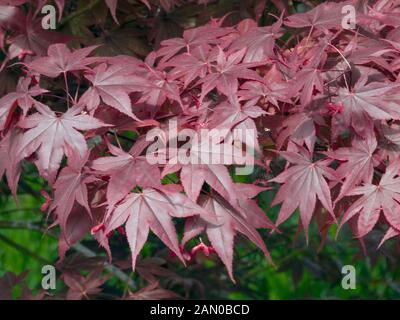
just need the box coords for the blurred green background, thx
[1,167,400,299]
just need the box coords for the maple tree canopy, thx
[1,0,400,300]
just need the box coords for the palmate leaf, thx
[289,67,324,107]
[0,77,47,130]
[270,146,337,237]
[28,43,98,78]
[91,139,161,210]
[284,1,354,30]
[238,65,289,108]
[103,188,217,270]
[63,269,107,300]
[50,149,96,233]
[162,151,240,205]
[157,25,232,64]
[7,13,70,60]
[163,45,212,88]
[335,78,400,134]
[198,47,263,102]
[208,97,266,131]
[16,101,109,183]
[326,133,378,202]
[339,162,400,238]
[228,17,282,63]
[276,111,318,153]
[183,192,274,281]
[81,63,144,120]
[126,281,181,300]
[134,67,182,109]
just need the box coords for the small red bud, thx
[326,102,343,115]
[117,226,126,236]
[191,242,215,258]
[17,49,34,60]
[40,190,52,212]
[91,223,105,235]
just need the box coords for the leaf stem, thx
[63,72,70,109]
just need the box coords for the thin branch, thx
[0,220,137,290]
[107,131,137,143]
[0,208,41,215]
[59,0,102,28]
[0,220,42,230]
[0,233,51,265]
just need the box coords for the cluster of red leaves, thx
[1,0,400,281]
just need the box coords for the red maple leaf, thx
[339,161,400,238]
[326,133,379,202]
[183,193,273,281]
[8,13,69,60]
[81,63,144,120]
[63,269,107,300]
[163,45,212,88]
[50,149,96,233]
[198,47,263,102]
[0,76,47,130]
[334,78,400,134]
[91,139,161,210]
[229,17,282,62]
[16,101,109,183]
[28,43,98,78]
[270,146,337,237]
[284,1,352,30]
[157,25,232,64]
[103,188,216,269]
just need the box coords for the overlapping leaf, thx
[270,147,337,237]
[104,188,216,269]
[16,101,109,183]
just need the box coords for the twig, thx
[0,208,41,215]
